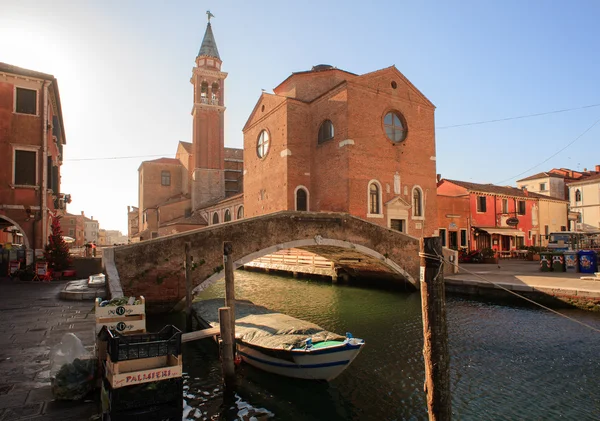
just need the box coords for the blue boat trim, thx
[290,341,364,355]
[238,350,350,369]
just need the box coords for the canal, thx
[149,270,600,420]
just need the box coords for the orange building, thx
[0,62,68,257]
[242,64,438,236]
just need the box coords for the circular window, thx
[391,81,397,89]
[257,130,270,158]
[383,111,407,143]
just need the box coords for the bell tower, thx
[190,11,228,210]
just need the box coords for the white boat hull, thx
[237,339,364,381]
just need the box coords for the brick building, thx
[242,64,438,237]
[437,179,568,251]
[62,212,85,246]
[0,62,68,258]
[132,20,244,241]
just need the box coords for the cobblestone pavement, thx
[0,277,99,420]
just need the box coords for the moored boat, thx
[192,299,365,381]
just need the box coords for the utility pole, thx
[420,236,451,420]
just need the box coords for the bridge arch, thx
[194,237,415,294]
[107,211,422,312]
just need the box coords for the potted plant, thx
[481,247,496,264]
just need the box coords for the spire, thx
[198,12,220,60]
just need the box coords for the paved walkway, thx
[0,277,98,420]
[447,260,600,298]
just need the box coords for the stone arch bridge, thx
[104,211,454,312]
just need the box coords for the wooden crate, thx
[96,297,146,334]
[104,354,182,389]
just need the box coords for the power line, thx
[436,103,600,129]
[65,154,173,162]
[62,102,600,162]
[494,116,600,184]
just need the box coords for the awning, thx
[475,227,525,237]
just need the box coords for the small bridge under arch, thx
[104,211,425,312]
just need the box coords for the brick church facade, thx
[243,64,438,237]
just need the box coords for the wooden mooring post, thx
[223,241,236,354]
[219,307,235,387]
[420,237,451,420]
[185,241,193,332]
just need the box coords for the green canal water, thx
[149,270,600,420]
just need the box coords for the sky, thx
[1,0,599,233]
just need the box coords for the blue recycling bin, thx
[577,250,598,274]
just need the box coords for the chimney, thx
[81,211,84,216]
[436,174,442,183]
[596,165,600,173]
[523,187,528,196]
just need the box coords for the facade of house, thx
[242,64,438,237]
[133,21,244,241]
[437,179,568,251]
[0,62,68,256]
[62,212,85,246]
[84,217,99,244]
[127,206,139,242]
[567,173,600,232]
[516,172,566,200]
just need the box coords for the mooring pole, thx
[219,307,235,387]
[223,241,236,353]
[420,236,451,420]
[185,241,193,332]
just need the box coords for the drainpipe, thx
[41,80,50,250]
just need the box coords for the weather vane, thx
[207,10,215,22]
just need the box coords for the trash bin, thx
[564,251,578,273]
[539,251,553,272]
[551,253,565,272]
[577,250,598,274]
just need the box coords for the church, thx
[131,17,438,241]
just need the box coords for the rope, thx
[434,255,600,334]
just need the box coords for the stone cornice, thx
[192,104,226,114]
[192,67,228,79]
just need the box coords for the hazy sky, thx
[2,0,599,233]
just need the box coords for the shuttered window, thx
[14,150,36,185]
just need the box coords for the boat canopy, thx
[193,299,345,351]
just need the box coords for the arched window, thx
[575,189,582,202]
[161,171,171,186]
[200,81,208,103]
[383,111,407,143]
[212,212,219,225]
[413,187,423,217]
[318,120,334,144]
[295,187,308,211]
[369,182,381,214]
[211,82,219,104]
[257,130,270,158]
[224,209,231,222]
[237,206,244,219]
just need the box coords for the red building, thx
[437,179,558,253]
[0,63,68,257]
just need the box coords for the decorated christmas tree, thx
[44,215,72,271]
